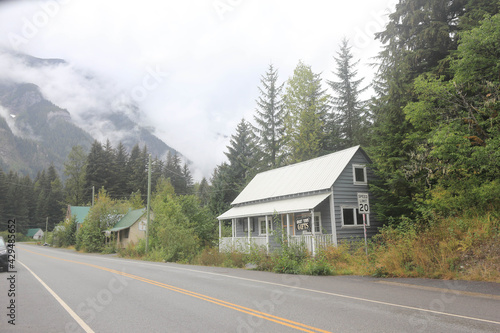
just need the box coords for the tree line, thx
[211,1,500,224]
[209,39,370,216]
[0,165,63,233]
[0,140,204,234]
[2,1,499,239]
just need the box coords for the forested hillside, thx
[211,1,500,226]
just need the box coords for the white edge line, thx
[18,260,95,333]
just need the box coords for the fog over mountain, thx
[0,50,180,177]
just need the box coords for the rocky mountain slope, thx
[0,51,179,177]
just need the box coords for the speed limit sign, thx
[357,193,370,214]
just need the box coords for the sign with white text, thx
[357,193,370,214]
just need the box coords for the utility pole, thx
[92,186,95,206]
[146,154,152,253]
[44,217,48,245]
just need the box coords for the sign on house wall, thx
[296,215,311,232]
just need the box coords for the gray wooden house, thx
[217,146,381,254]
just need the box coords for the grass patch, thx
[114,212,499,282]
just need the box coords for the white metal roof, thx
[232,145,362,205]
[218,192,331,220]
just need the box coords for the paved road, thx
[1,244,499,332]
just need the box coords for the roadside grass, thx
[192,212,499,282]
[112,212,499,282]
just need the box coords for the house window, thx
[341,207,369,227]
[313,214,321,233]
[353,164,367,185]
[243,218,255,232]
[258,217,273,235]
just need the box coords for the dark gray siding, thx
[332,150,382,241]
[313,196,332,235]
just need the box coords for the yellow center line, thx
[20,247,331,333]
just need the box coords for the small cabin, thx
[217,146,381,254]
[26,228,44,240]
[109,208,147,249]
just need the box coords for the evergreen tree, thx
[164,151,183,194]
[283,60,330,163]
[328,38,369,149]
[111,142,129,199]
[63,145,88,206]
[47,165,64,229]
[103,139,117,198]
[19,175,36,230]
[369,0,499,222]
[181,162,194,195]
[151,157,164,194]
[34,170,50,227]
[224,119,259,192]
[4,171,29,232]
[128,144,148,197]
[85,140,107,202]
[196,177,211,207]
[208,163,233,217]
[253,64,285,169]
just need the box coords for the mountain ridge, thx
[0,52,182,178]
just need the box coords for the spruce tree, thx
[112,142,129,199]
[181,162,194,195]
[225,118,259,191]
[164,151,183,194]
[47,165,64,229]
[328,38,369,149]
[253,64,285,169]
[127,144,148,197]
[85,140,107,202]
[197,177,210,207]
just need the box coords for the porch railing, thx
[219,234,336,254]
[289,234,335,253]
[219,237,267,252]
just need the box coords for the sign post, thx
[357,193,370,256]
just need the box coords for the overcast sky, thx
[0,0,396,180]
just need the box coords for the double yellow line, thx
[21,247,331,333]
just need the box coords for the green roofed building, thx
[109,208,147,249]
[65,205,91,233]
[26,228,44,240]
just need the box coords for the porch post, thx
[265,215,269,253]
[218,219,221,239]
[286,213,290,246]
[247,217,251,248]
[311,209,316,257]
[231,218,235,247]
[329,190,338,246]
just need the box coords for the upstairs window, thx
[353,164,367,185]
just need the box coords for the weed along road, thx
[1,245,499,332]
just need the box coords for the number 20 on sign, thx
[357,193,370,214]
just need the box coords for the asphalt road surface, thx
[1,244,499,332]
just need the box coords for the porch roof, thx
[217,192,331,220]
[109,208,145,232]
